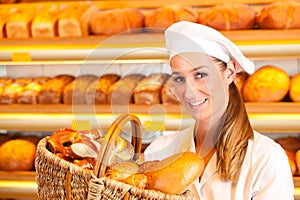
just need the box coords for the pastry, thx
[289,72,300,102]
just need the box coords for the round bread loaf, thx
[198,3,256,30]
[144,5,198,31]
[289,73,300,102]
[0,139,36,171]
[234,71,249,94]
[90,8,144,35]
[256,1,300,29]
[242,65,290,102]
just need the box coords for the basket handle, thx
[93,114,143,178]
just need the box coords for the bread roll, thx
[285,149,297,176]
[256,1,300,29]
[0,139,36,171]
[161,74,179,105]
[198,3,255,30]
[144,5,198,31]
[85,74,120,104]
[58,4,98,37]
[144,152,204,194]
[242,65,290,102]
[108,74,145,105]
[90,8,144,35]
[63,75,97,104]
[134,73,170,105]
[38,75,74,104]
[289,73,300,102]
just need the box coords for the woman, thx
[144,21,294,199]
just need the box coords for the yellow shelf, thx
[0,103,299,133]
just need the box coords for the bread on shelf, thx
[134,73,170,105]
[161,74,179,105]
[38,74,74,104]
[85,74,120,104]
[108,73,145,105]
[63,74,97,104]
[256,1,300,29]
[144,5,198,32]
[198,3,256,30]
[90,8,144,35]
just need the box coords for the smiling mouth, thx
[188,98,207,107]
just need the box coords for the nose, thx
[184,81,197,100]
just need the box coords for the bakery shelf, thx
[0,103,299,133]
[1,30,300,64]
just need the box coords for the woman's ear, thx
[225,60,237,84]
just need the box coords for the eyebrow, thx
[171,66,207,75]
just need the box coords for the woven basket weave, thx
[35,114,194,200]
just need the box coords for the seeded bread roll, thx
[134,73,170,105]
[63,75,97,104]
[38,75,74,104]
[144,5,198,32]
[108,74,145,105]
[256,1,300,29]
[85,74,120,104]
[90,8,144,35]
[198,3,256,30]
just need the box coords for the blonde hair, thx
[215,82,253,181]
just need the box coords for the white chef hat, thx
[165,21,255,74]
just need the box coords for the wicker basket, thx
[35,114,194,200]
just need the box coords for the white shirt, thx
[144,129,294,200]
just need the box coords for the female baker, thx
[144,21,294,199]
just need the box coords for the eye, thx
[195,72,207,79]
[173,75,185,83]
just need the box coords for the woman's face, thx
[170,52,235,121]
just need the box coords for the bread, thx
[242,65,290,102]
[85,74,120,104]
[31,8,60,38]
[234,71,249,93]
[134,73,170,105]
[144,5,198,31]
[275,136,300,153]
[256,1,300,29]
[285,149,297,176]
[58,5,98,37]
[198,3,255,30]
[6,9,34,38]
[108,74,145,105]
[38,75,74,104]
[17,77,49,104]
[90,8,144,35]
[0,78,32,104]
[289,73,300,102]
[63,75,97,104]
[144,152,204,194]
[0,139,36,171]
[161,74,179,105]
